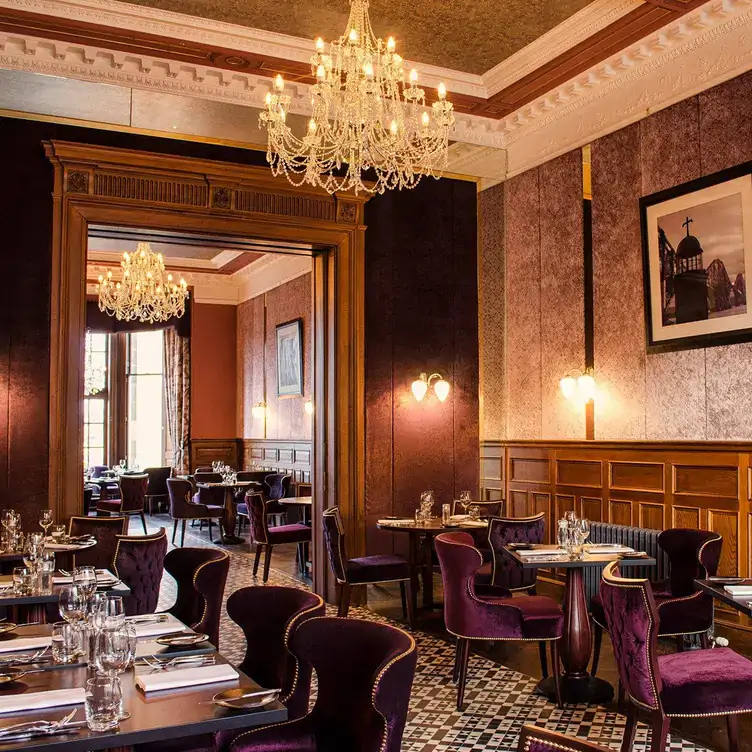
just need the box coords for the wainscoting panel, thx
[481,440,752,632]
[189,439,241,472]
[241,438,312,486]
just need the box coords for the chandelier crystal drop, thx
[97,242,189,323]
[260,0,455,195]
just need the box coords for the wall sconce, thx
[251,402,267,419]
[304,399,314,416]
[411,372,451,402]
[560,369,597,403]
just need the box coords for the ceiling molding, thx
[500,0,752,178]
[235,253,311,304]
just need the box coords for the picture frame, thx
[276,319,303,397]
[640,161,752,353]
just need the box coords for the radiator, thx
[585,522,670,609]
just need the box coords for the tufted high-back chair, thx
[113,528,168,616]
[264,473,291,500]
[68,516,127,571]
[229,617,417,752]
[226,587,325,719]
[658,528,722,597]
[486,513,545,592]
[321,507,348,583]
[163,547,230,648]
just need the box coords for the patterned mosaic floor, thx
[150,517,709,752]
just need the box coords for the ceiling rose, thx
[97,242,189,323]
[260,0,455,195]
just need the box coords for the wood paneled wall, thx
[240,438,312,487]
[482,439,752,630]
[189,438,241,472]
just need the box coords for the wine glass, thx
[119,459,126,472]
[95,628,131,678]
[39,510,53,537]
[458,490,472,515]
[73,566,98,610]
[59,585,86,624]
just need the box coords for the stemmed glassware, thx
[58,585,86,625]
[558,511,590,559]
[39,509,53,537]
[458,490,472,515]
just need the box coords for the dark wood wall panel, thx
[240,438,312,488]
[364,179,479,556]
[481,439,752,633]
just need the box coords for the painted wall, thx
[190,303,237,439]
[236,273,313,441]
[364,178,479,556]
[479,69,752,441]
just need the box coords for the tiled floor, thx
[147,515,745,752]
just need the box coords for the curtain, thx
[163,328,190,475]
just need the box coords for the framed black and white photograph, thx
[641,164,752,352]
[276,319,303,397]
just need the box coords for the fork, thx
[0,647,51,666]
[0,709,77,738]
[139,655,216,671]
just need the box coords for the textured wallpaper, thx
[479,69,752,442]
[236,273,313,441]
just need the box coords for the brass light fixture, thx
[411,372,450,402]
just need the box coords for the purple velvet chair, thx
[322,507,415,627]
[591,527,722,676]
[518,726,612,752]
[144,466,171,515]
[435,531,563,710]
[96,473,149,534]
[249,493,311,583]
[113,528,168,616]
[228,617,417,752]
[67,516,127,571]
[167,478,224,546]
[475,512,546,593]
[227,586,325,719]
[600,561,752,752]
[163,547,229,649]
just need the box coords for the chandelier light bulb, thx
[387,36,396,52]
[265,91,272,105]
[308,118,317,133]
[409,68,418,84]
[438,82,447,100]
[422,112,430,127]
[315,36,325,52]
[560,376,577,401]
[411,377,428,402]
[274,74,284,91]
[363,61,374,77]
[349,28,358,43]
[317,64,326,80]
[434,379,450,402]
[390,120,398,135]
[280,108,286,123]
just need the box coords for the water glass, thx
[441,503,451,526]
[85,676,122,732]
[50,524,66,542]
[51,621,83,664]
[73,566,98,605]
[39,551,56,594]
[557,519,568,548]
[12,567,34,595]
[468,505,481,521]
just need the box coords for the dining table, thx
[376,518,490,613]
[195,481,260,545]
[0,620,287,751]
[695,577,752,617]
[504,543,656,705]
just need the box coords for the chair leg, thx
[674,635,684,652]
[140,512,147,535]
[550,640,563,710]
[453,639,462,683]
[253,545,263,577]
[617,681,626,711]
[727,714,740,752]
[337,583,352,617]
[621,703,638,752]
[538,641,549,679]
[649,710,670,752]
[591,623,603,677]
[171,520,177,545]
[263,545,273,583]
[181,519,187,547]
[405,579,416,630]
[399,581,407,619]
[700,631,710,649]
[456,638,471,711]
[207,519,213,542]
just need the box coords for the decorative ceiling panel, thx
[123,0,597,74]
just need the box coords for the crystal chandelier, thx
[260,0,455,195]
[97,242,189,323]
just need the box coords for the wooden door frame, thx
[45,140,367,600]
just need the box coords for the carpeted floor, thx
[149,516,712,752]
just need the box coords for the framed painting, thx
[276,319,303,397]
[641,162,752,352]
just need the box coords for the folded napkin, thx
[518,547,565,557]
[459,520,488,528]
[449,515,469,521]
[0,637,51,655]
[133,614,188,639]
[0,688,85,715]
[53,569,117,585]
[587,545,635,554]
[135,663,239,693]
[377,519,413,526]
[724,585,752,596]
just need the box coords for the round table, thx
[504,544,656,704]
[196,481,260,544]
[377,519,489,613]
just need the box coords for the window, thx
[126,330,165,470]
[83,332,110,469]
